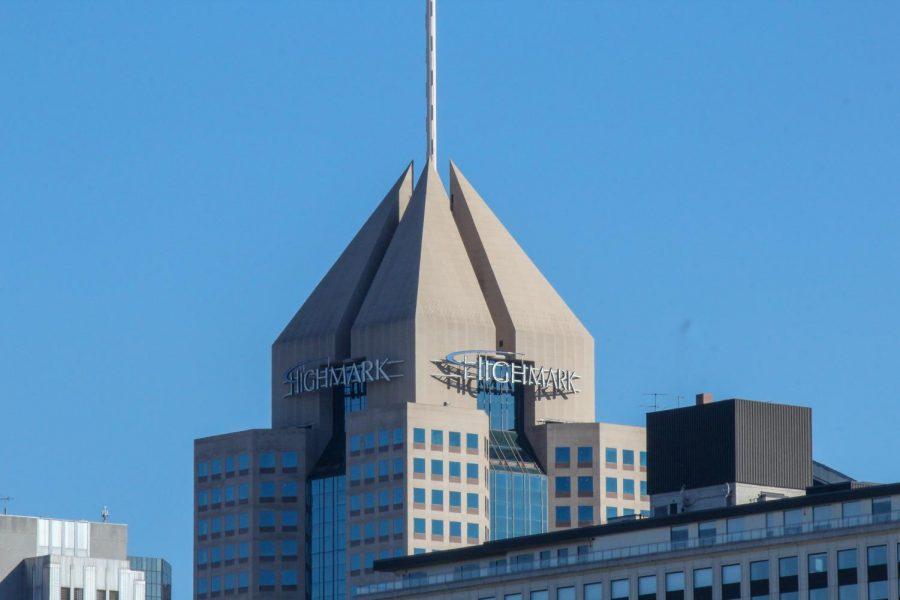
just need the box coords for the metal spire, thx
[426,0,437,166]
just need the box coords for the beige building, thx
[194,159,647,599]
[362,482,900,600]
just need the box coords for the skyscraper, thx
[193,1,647,598]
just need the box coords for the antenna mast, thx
[0,496,12,515]
[425,0,437,165]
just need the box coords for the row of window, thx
[554,476,647,497]
[412,457,485,481]
[476,544,897,600]
[413,428,481,452]
[349,487,404,512]
[554,505,650,526]
[197,452,299,480]
[349,428,404,453]
[196,571,286,596]
[350,547,406,572]
[349,517,405,543]
[554,447,646,469]
[197,510,299,538]
[197,482,302,509]
[413,518,481,540]
[197,542,252,567]
[349,458,404,484]
[413,488,482,511]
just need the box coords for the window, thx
[555,447,570,466]
[670,525,688,549]
[281,510,297,531]
[622,449,635,468]
[698,520,716,544]
[584,583,602,600]
[867,545,888,600]
[623,479,634,497]
[258,570,275,592]
[466,522,479,540]
[259,540,275,560]
[578,476,593,496]
[432,429,443,446]
[450,491,461,509]
[379,488,389,509]
[555,506,571,526]
[197,491,208,508]
[282,451,298,471]
[466,433,479,451]
[872,498,891,522]
[259,510,275,531]
[693,568,713,600]
[393,427,404,446]
[413,458,425,475]
[467,492,479,511]
[281,482,298,501]
[449,520,461,538]
[784,508,803,534]
[349,523,361,543]
[211,458,222,477]
[413,518,425,535]
[364,432,375,450]
[555,476,571,497]
[259,453,275,472]
[505,595,523,600]
[449,431,461,448]
[578,505,594,525]
[779,556,799,600]
[413,487,425,504]
[606,477,617,495]
[721,564,741,600]
[432,519,444,537]
[577,446,593,466]
[364,462,376,480]
[431,489,443,507]
[640,480,648,497]
[665,571,685,600]
[557,587,575,600]
[808,552,828,599]
[611,578,629,600]
[606,506,617,519]
[413,428,426,445]
[838,548,858,600]
[640,451,647,469]
[605,447,617,465]
[813,504,832,530]
[638,575,657,600]
[842,500,865,519]
[281,570,297,591]
[750,560,769,600]
[431,459,443,477]
[466,463,479,481]
[375,429,388,448]
[378,459,389,478]
[259,482,275,501]
[349,464,361,483]
[449,461,461,479]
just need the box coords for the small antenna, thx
[101,506,110,523]
[425,0,437,165]
[0,496,12,515]
[642,393,669,412]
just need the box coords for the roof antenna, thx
[642,392,669,412]
[101,506,110,523]
[0,496,12,515]
[425,0,437,166]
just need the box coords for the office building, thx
[0,514,148,600]
[128,557,172,600]
[362,397,897,600]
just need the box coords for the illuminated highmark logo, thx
[440,349,580,395]
[283,358,402,398]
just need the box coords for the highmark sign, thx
[440,350,580,395]
[283,358,402,398]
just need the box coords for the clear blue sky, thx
[1,1,898,595]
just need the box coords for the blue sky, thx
[1,1,898,595]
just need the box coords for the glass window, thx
[281,510,297,528]
[694,567,713,600]
[779,556,799,600]
[606,477,617,494]
[842,500,865,519]
[578,505,594,524]
[584,583,602,600]
[413,428,425,444]
[413,458,425,474]
[211,459,222,475]
[393,427,403,445]
[467,492,479,510]
[449,431,461,447]
[750,560,769,600]
[364,462,376,479]
[350,435,361,452]
[623,479,634,496]
[722,564,741,600]
[364,431,375,449]
[413,487,425,504]
[555,506,571,526]
[432,519,444,536]
[813,505,832,529]
[640,451,647,468]
[638,575,657,600]
[238,454,249,471]
[378,459,389,477]
[606,506,617,519]
[665,571,685,600]
[670,525,688,548]
[467,522,479,540]
[281,482,297,499]
[867,545,888,600]
[555,447,570,465]
[872,498,891,522]
[605,448,617,464]
[837,548,858,600]
[431,459,443,476]
[431,489,443,506]
[197,461,208,478]
[413,518,425,534]
[449,461,461,478]
[393,486,403,505]
[640,480,648,497]
[432,429,443,446]
[259,481,275,499]
[449,520,462,537]
[557,588,575,600]
[578,476,594,495]
[466,433,479,450]
[505,595,523,600]
[556,476,571,494]
[378,429,390,447]
[577,446,593,465]
[467,463,479,481]
[623,449,635,466]
[282,452,297,470]
[259,453,275,470]
[611,578,629,600]
[698,521,716,543]
[450,491,461,507]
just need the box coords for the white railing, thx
[354,508,900,597]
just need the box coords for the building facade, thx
[0,514,147,600]
[362,483,900,600]
[128,557,172,600]
[193,162,648,599]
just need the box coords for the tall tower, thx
[192,2,649,599]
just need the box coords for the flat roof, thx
[374,481,900,572]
